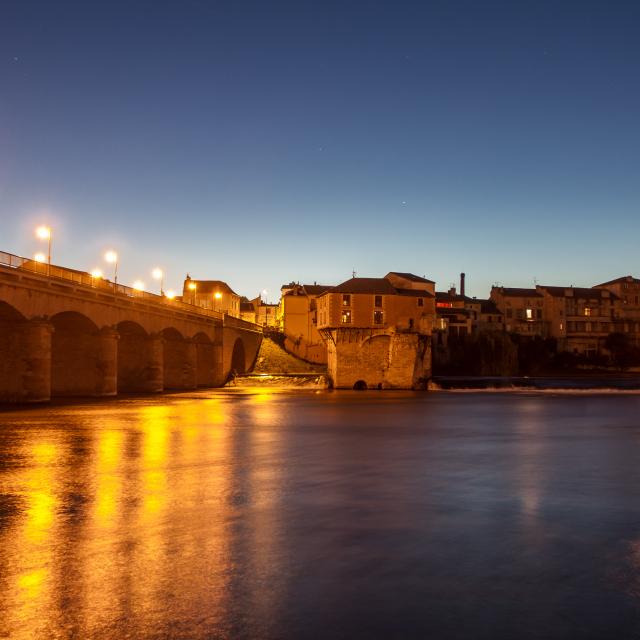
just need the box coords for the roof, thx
[493,287,542,298]
[594,275,640,287]
[240,301,255,312]
[327,278,398,295]
[539,286,617,300]
[395,288,434,298]
[185,279,237,295]
[480,300,501,314]
[435,292,477,304]
[385,272,435,284]
[302,284,333,296]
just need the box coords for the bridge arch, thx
[0,300,27,322]
[162,327,196,390]
[230,338,246,374]
[50,311,116,397]
[116,321,163,393]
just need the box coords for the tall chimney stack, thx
[460,272,466,297]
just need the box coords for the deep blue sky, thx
[1,1,639,299]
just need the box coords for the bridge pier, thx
[21,319,53,403]
[145,333,165,393]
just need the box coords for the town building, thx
[593,276,640,345]
[490,287,545,336]
[316,275,436,389]
[535,286,616,355]
[279,283,333,364]
[182,277,241,317]
[239,297,256,323]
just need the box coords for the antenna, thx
[352,269,357,278]
[533,276,538,286]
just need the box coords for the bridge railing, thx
[223,313,264,332]
[0,250,224,320]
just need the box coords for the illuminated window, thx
[584,307,591,316]
[373,310,383,324]
[341,309,352,323]
[342,294,351,306]
[417,298,424,307]
[526,308,533,320]
[560,322,564,331]
[374,295,382,307]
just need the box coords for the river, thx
[1,389,640,639]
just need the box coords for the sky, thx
[1,0,639,300]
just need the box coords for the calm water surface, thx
[1,390,640,639]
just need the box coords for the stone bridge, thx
[0,253,262,402]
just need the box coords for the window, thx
[417,298,424,307]
[506,309,513,319]
[584,307,592,316]
[342,294,351,306]
[526,308,533,320]
[560,322,564,331]
[536,309,542,320]
[374,295,383,307]
[341,309,352,323]
[373,310,384,324]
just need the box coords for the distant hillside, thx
[253,337,326,374]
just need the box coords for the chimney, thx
[460,272,466,297]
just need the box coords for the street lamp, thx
[214,291,222,312]
[132,280,144,291]
[35,226,51,275]
[165,290,176,300]
[188,281,197,305]
[34,252,46,263]
[90,268,103,286]
[105,250,118,289]
[152,267,164,296]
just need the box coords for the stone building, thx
[536,286,617,356]
[279,283,332,364]
[183,277,241,317]
[593,276,640,345]
[490,287,545,336]
[316,275,435,389]
[239,297,256,323]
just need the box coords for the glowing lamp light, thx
[188,282,197,291]
[34,253,46,263]
[105,250,118,264]
[35,226,51,240]
[132,280,145,291]
[214,292,222,300]
[90,268,103,279]
[152,268,163,280]
[165,290,176,300]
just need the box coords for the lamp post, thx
[35,226,51,275]
[188,281,197,305]
[90,268,103,287]
[105,250,118,290]
[152,268,164,296]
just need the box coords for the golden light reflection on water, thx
[1,439,62,639]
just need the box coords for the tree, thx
[604,332,639,371]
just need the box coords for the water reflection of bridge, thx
[0,251,262,402]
